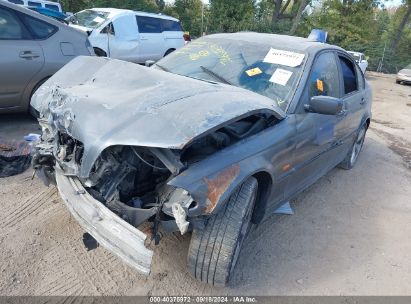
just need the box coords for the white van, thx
[347,51,368,74]
[67,8,186,63]
[6,0,62,12]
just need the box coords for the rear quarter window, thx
[338,56,358,94]
[136,16,161,33]
[20,13,58,39]
[161,19,182,31]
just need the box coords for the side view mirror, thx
[360,59,367,64]
[145,60,155,67]
[305,96,344,115]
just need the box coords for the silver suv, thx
[0,1,94,113]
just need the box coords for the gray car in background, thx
[0,0,94,113]
[396,63,411,84]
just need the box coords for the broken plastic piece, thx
[24,133,41,142]
[274,201,294,215]
[172,203,189,235]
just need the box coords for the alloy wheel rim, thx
[350,127,366,165]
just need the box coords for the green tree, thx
[208,0,256,33]
[89,0,160,12]
[174,0,203,36]
[60,0,88,13]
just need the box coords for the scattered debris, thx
[0,139,33,178]
[23,133,41,142]
[274,201,294,215]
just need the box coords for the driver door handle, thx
[360,97,366,105]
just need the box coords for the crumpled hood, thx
[32,56,284,177]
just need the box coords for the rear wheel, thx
[187,177,258,286]
[339,123,367,170]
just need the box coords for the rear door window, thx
[308,52,340,99]
[45,4,59,11]
[27,1,42,7]
[0,7,25,39]
[161,19,182,31]
[20,13,57,39]
[136,16,161,33]
[338,56,358,94]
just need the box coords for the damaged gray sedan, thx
[31,32,372,286]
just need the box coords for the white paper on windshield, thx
[269,69,293,86]
[93,16,105,23]
[263,48,305,67]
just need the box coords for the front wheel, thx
[187,177,258,287]
[339,123,367,170]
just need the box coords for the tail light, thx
[183,32,191,44]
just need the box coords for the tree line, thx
[60,0,411,73]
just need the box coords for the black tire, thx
[396,80,401,84]
[187,177,258,287]
[94,47,107,57]
[339,122,367,170]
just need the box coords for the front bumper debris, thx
[55,165,153,275]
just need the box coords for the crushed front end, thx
[32,119,198,276]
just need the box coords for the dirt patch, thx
[371,127,411,170]
[371,119,404,130]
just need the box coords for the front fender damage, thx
[203,164,240,213]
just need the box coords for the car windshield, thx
[68,10,109,29]
[155,37,306,111]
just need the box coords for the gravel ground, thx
[0,73,410,295]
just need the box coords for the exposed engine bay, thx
[33,112,278,238]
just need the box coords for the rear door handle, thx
[19,51,40,59]
[360,97,366,105]
[140,37,148,40]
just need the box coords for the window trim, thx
[337,51,360,96]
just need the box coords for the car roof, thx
[206,32,344,55]
[89,7,179,22]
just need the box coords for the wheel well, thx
[164,48,176,57]
[251,171,272,224]
[94,47,107,57]
[31,76,50,98]
[365,118,370,129]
